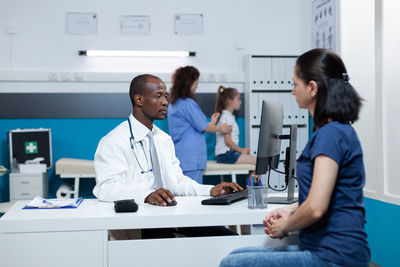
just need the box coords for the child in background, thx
[215,86,256,165]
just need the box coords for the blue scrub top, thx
[167,98,208,171]
[297,121,370,266]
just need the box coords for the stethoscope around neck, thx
[128,118,153,174]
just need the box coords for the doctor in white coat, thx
[93,74,242,207]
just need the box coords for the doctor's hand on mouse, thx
[210,182,243,196]
[145,182,243,206]
[145,188,177,207]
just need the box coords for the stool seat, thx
[203,161,255,183]
[205,161,255,172]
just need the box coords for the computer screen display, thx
[255,101,283,175]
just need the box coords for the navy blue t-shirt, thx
[297,121,370,266]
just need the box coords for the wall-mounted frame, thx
[120,15,150,36]
[312,0,336,51]
[66,12,97,35]
[174,14,203,35]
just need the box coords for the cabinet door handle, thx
[21,181,30,184]
[21,193,30,196]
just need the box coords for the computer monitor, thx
[255,100,297,204]
[255,101,283,175]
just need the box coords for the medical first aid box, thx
[8,128,53,170]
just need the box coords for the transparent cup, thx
[248,185,268,209]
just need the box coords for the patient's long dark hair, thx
[296,49,363,130]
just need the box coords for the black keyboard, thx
[201,189,248,205]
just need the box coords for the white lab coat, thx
[93,114,213,203]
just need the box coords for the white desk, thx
[0,197,295,267]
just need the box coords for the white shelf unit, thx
[244,55,309,191]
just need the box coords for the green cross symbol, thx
[25,141,38,154]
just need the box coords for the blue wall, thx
[0,117,244,201]
[364,198,400,267]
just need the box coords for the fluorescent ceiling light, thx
[79,50,196,57]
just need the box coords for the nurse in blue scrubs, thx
[168,66,231,184]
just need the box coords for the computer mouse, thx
[166,200,177,206]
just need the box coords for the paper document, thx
[24,196,83,209]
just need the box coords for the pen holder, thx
[247,185,268,209]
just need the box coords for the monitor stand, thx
[268,125,298,204]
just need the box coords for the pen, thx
[42,199,54,206]
[251,175,255,207]
[247,178,251,186]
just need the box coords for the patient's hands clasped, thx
[263,206,295,239]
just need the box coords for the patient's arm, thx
[265,155,338,238]
[224,134,249,154]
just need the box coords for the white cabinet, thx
[245,55,309,191]
[9,172,48,200]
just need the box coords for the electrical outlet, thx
[205,73,217,83]
[60,72,72,81]
[198,75,206,83]
[48,72,58,81]
[218,73,228,82]
[73,72,84,81]
[7,24,17,34]
[234,40,244,50]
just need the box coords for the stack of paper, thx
[24,196,83,209]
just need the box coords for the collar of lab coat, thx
[129,114,157,143]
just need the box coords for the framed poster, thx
[120,15,150,35]
[312,0,336,51]
[174,14,203,35]
[66,12,97,35]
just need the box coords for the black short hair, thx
[296,49,363,130]
[129,74,160,106]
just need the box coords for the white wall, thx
[339,0,400,205]
[381,0,400,201]
[0,0,309,93]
